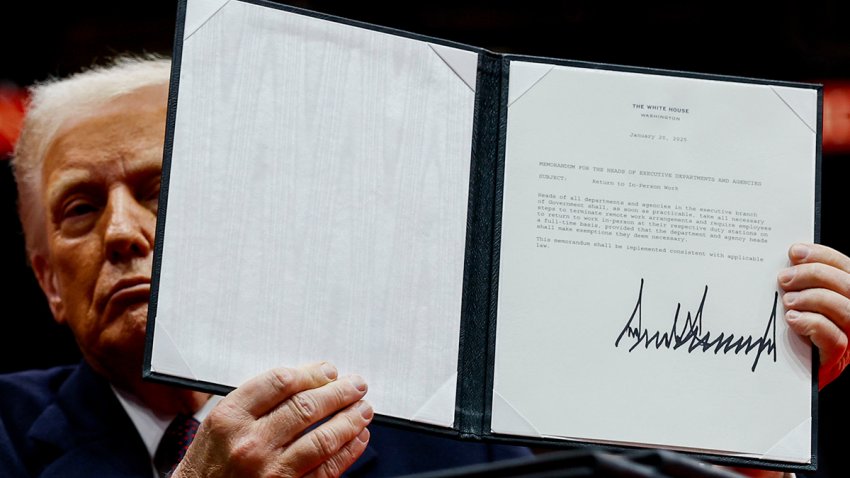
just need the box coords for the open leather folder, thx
[145,0,821,472]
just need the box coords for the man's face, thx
[33,84,167,383]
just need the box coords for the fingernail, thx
[358,401,374,420]
[790,244,810,261]
[349,375,367,393]
[783,291,799,305]
[786,310,800,321]
[321,362,337,380]
[357,428,370,444]
[777,267,795,285]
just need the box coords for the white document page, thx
[493,61,816,462]
[151,0,478,426]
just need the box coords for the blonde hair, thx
[12,54,171,258]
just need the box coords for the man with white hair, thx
[0,56,530,477]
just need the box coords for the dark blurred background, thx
[2,1,849,476]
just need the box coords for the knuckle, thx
[290,392,319,423]
[205,406,235,435]
[265,467,297,478]
[803,319,820,338]
[808,263,826,281]
[835,333,849,356]
[231,435,264,466]
[264,459,298,478]
[841,274,850,298]
[310,427,341,458]
[268,368,294,394]
[319,455,346,478]
[786,315,807,335]
[319,440,361,478]
[343,408,359,428]
[332,382,349,405]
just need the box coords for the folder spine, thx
[454,51,505,437]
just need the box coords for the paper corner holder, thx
[426,43,479,93]
[410,373,458,428]
[149,319,199,381]
[759,416,812,464]
[507,62,555,107]
[489,390,543,438]
[768,85,818,135]
[183,0,232,41]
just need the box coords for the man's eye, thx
[148,186,160,202]
[63,200,97,218]
[142,182,161,212]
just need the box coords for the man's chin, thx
[92,304,149,373]
[104,300,149,328]
[124,301,149,320]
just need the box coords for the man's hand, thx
[778,243,850,389]
[173,362,373,478]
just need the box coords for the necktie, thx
[154,413,200,477]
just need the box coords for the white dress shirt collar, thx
[111,386,221,477]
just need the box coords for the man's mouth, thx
[103,277,151,311]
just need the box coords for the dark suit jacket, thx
[0,362,529,477]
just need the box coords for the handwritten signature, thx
[614,278,777,372]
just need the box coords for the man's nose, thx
[103,187,154,263]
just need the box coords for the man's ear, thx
[31,254,66,325]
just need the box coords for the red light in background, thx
[0,86,27,159]
[1,82,849,156]
[823,81,850,154]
